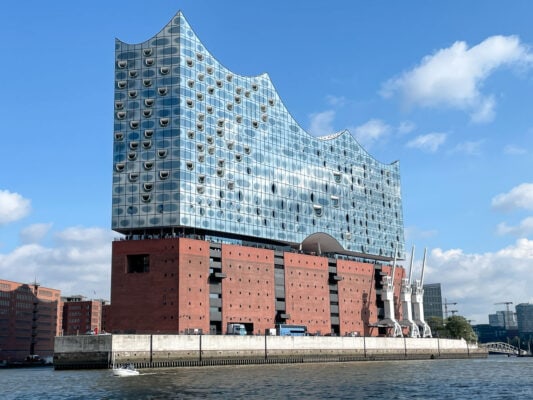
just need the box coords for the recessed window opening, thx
[127,152,137,161]
[142,140,152,149]
[186,99,193,108]
[143,79,152,87]
[143,182,153,191]
[158,87,168,95]
[117,111,126,119]
[144,98,155,107]
[143,109,152,117]
[130,121,139,129]
[141,194,151,202]
[158,149,167,158]
[115,132,124,140]
[115,163,125,172]
[144,161,153,170]
[226,74,233,82]
[186,161,194,170]
[198,73,205,81]
[129,142,139,150]
[144,129,153,138]
[145,58,154,66]
[159,118,169,127]
[206,66,213,74]
[159,170,169,179]
[251,83,258,91]
[187,131,195,139]
[115,101,124,109]
[117,81,127,89]
[129,173,139,182]
[127,254,150,273]
[160,66,170,75]
[117,60,127,68]
[128,90,137,98]
[186,58,193,67]
[143,48,153,56]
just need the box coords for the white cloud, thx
[423,239,533,323]
[308,110,335,136]
[397,121,416,135]
[496,217,533,237]
[0,226,117,299]
[450,140,484,156]
[504,145,527,155]
[20,223,53,244]
[381,35,533,123]
[0,190,31,225]
[325,95,347,107]
[352,119,391,148]
[406,132,446,153]
[491,183,533,212]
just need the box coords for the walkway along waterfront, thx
[53,334,487,370]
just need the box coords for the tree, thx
[427,316,448,338]
[445,316,477,342]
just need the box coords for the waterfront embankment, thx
[53,334,486,369]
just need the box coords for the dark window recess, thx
[127,254,150,273]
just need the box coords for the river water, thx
[2,356,532,399]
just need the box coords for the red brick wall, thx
[110,238,210,334]
[221,244,275,335]
[337,260,377,336]
[284,253,330,335]
[178,239,210,334]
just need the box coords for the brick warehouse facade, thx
[109,12,408,337]
[109,238,404,336]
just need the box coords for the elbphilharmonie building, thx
[110,12,406,336]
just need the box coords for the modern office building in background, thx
[109,11,406,336]
[422,283,443,320]
[516,303,533,336]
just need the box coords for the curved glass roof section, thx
[112,11,405,261]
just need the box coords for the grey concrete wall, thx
[54,334,487,369]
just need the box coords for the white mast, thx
[399,246,420,337]
[411,248,432,338]
[379,246,403,337]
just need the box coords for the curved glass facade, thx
[112,12,404,260]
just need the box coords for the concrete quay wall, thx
[54,334,487,369]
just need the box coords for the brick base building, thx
[108,237,404,337]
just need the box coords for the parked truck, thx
[226,323,247,335]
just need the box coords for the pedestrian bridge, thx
[480,342,526,356]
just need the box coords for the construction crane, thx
[494,301,513,330]
[443,298,457,318]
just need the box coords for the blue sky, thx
[1,1,532,324]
